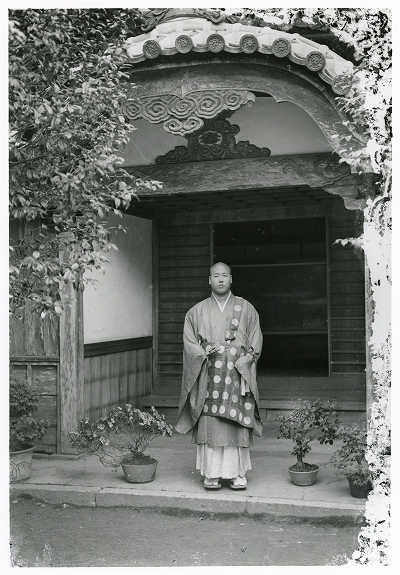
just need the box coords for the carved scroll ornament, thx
[279,155,351,183]
[155,111,271,164]
[122,90,256,136]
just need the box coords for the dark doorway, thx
[213,217,329,377]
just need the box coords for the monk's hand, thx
[206,341,221,355]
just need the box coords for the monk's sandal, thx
[230,477,247,490]
[204,477,221,490]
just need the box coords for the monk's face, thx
[209,263,232,296]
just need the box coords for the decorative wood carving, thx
[127,63,366,158]
[155,111,271,164]
[322,173,378,210]
[123,90,256,136]
[131,153,368,210]
[278,155,351,183]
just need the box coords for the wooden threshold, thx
[141,394,365,411]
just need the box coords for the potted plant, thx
[69,404,174,483]
[9,380,50,482]
[325,424,372,498]
[276,399,340,486]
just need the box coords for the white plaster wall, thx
[83,213,152,343]
[232,98,332,155]
[121,97,331,166]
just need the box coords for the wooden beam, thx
[131,153,358,196]
[365,261,375,421]
[59,282,84,454]
[152,218,159,389]
[84,336,153,357]
[153,201,343,226]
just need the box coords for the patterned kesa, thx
[201,297,255,429]
[203,344,255,428]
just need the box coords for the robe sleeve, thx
[234,302,263,433]
[175,307,209,434]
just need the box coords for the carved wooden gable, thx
[155,110,271,164]
[121,10,374,210]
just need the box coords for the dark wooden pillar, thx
[59,282,84,454]
[364,262,375,422]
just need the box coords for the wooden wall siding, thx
[10,359,58,454]
[157,223,211,377]
[9,219,60,358]
[10,300,60,357]
[329,216,366,375]
[259,375,366,407]
[84,347,153,420]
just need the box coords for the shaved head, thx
[210,262,231,275]
[209,262,232,297]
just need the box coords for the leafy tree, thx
[9,8,159,317]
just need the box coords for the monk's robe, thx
[175,293,263,479]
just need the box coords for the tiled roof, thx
[125,18,354,95]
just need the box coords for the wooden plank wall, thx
[10,300,60,357]
[10,360,59,454]
[10,301,60,454]
[329,215,366,375]
[84,338,153,420]
[157,224,210,378]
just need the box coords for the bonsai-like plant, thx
[10,380,50,451]
[69,404,174,467]
[276,399,340,472]
[325,424,372,488]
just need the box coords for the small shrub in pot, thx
[276,399,340,480]
[69,404,174,473]
[325,423,372,497]
[10,380,50,452]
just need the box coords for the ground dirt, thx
[10,497,360,567]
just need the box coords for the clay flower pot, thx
[121,455,158,484]
[288,465,319,486]
[9,445,35,483]
[348,477,372,498]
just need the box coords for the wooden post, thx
[59,281,84,454]
[152,218,158,393]
[365,259,375,422]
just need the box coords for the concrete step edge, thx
[10,483,366,524]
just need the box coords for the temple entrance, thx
[136,182,366,412]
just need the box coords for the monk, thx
[175,262,263,490]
